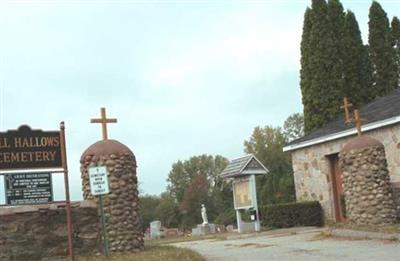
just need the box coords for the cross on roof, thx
[340,97,366,136]
[340,97,353,124]
[90,107,117,140]
[353,110,366,137]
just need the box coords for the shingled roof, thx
[220,154,268,179]
[283,88,400,152]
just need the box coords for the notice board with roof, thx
[220,154,268,232]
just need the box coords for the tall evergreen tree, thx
[304,0,344,133]
[360,44,374,103]
[300,7,313,134]
[327,0,345,91]
[391,16,400,86]
[368,1,398,96]
[343,10,372,106]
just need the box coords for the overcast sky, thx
[0,0,399,202]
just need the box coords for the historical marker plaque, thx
[5,172,53,205]
[0,125,62,170]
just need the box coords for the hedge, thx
[260,201,324,228]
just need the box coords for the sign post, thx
[60,122,75,261]
[89,166,110,258]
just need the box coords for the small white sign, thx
[89,166,109,196]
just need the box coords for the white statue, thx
[201,204,208,225]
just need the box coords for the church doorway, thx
[327,154,346,222]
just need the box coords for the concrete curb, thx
[225,226,325,240]
[328,228,400,241]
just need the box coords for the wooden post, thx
[60,122,75,261]
[341,97,366,136]
[340,97,353,124]
[99,194,110,258]
[353,110,364,137]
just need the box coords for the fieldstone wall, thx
[340,138,397,225]
[80,139,144,253]
[291,124,400,221]
[0,201,100,261]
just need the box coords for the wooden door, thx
[328,154,346,222]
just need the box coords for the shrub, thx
[260,201,324,228]
[214,209,236,225]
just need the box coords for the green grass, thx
[45,245,205,261]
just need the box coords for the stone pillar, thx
[339,136,397,225]
[80,139,144,252]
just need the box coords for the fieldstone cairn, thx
[80,139,144,252]
[339,136,397,225]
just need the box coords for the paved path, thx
[173,229,400,261]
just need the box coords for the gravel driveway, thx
[172,230,400,261]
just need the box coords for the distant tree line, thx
[139,113,304,231]
[301,0,400,134]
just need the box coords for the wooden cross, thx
[90,107,117,140]
[340,97,353,124]
[353,110,366,137]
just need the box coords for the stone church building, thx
[283,89,400,222]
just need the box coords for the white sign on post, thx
[89,166,109,196]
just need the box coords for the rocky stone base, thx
[0,201,100,261]
[340,142,397,226]
[80,146,144,252]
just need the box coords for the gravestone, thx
[165,228,180,238]
[208,223,216,234]
[226,225,234,233]
[150,220,162,239]
[215,224,226,233]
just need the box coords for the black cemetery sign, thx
[5,172,53,205]
[0,125,62,170]
[0,123,75,260]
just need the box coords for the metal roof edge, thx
[283,115,400,152]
